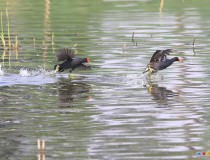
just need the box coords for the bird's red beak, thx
[86,58,91,63]
[178,57,182,62]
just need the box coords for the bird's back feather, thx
[56,48,75,61]
[150,49,173,63]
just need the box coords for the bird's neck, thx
[171,57,178,62]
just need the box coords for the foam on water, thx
[19,68,56,77]
[0,64,4,76]
[123,73,162,86]
[123,74,142,86]
[19,68,31,77]
[0,67,57,86]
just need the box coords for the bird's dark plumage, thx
[150,49,172,63]
[143,49,181,74]
[56,48,75,61]
[54,48,91,73]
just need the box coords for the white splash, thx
[0,64,4,76]
[19,68,56,77]
[38,67,55,76]
[19,68,31,77]
[123,74,143,86]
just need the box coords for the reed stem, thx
[6,9,11,50]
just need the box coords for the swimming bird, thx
[143,49,181,74]
[54,48,91,73]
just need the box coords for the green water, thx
[0,0,210,159]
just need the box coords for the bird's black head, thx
[174,57,182,62]
[54,64,64,72]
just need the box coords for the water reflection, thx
[0,0,210,159]
[145,80,178,106]
[56,77,92,108]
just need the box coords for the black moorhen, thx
[54,48,91,73]
[143,49,181,74]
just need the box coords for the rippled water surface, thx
[1,0,210,159]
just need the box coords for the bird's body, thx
[143,49,181,74]
[54,48,91,73]
[57,57,89,72]
[150,57,180,71]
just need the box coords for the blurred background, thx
[0,0,210,159]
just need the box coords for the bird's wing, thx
[56,48,75,61]
[150,49,173,63]
[150,50,162,62]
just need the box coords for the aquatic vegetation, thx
[0,9,12,50]
[37,139,46,159]
[51,32,55,54]
[6,9,11,50]
[0,12,6,49]
[12,36,19,53]
[0,9,20,66]
[33,37,36,49]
